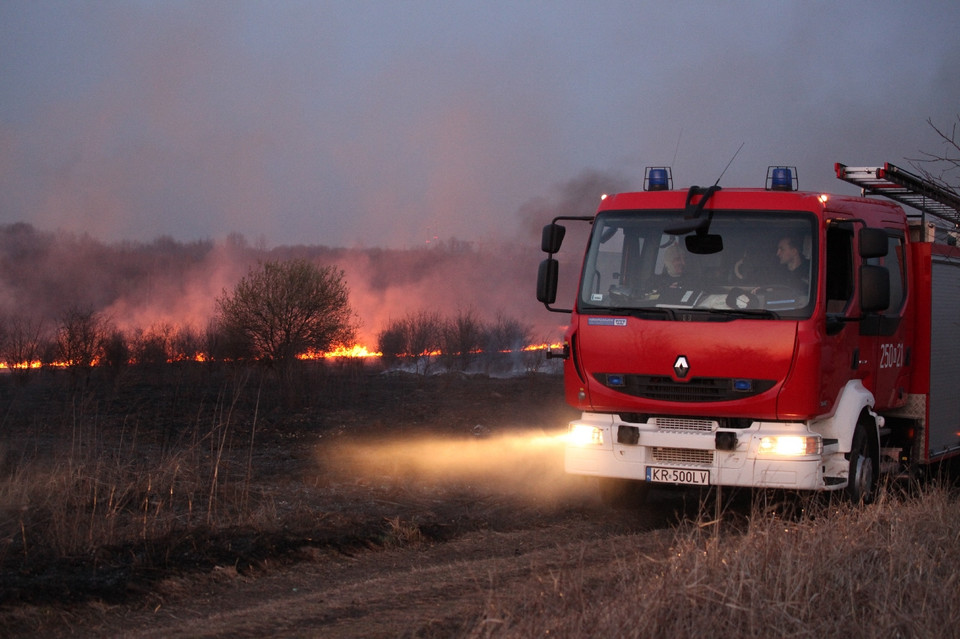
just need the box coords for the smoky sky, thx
[1,1,959,249]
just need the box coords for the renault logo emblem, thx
[673,355,690,379]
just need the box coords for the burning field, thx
[0,222,580,382]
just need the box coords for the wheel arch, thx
[811,379,881,454]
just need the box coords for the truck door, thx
[860,231,910,410]
[820,223,860,412]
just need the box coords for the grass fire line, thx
[0,342,562,370]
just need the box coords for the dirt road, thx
[68,492,687,638]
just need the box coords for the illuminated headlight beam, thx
[566,424,604,446]
[757,435,821,456]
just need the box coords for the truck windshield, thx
[579,210,817,319]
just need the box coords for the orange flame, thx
[522,342,564,352]
[298,344,383,360]
[0,359,75,370]
[0,341,565,371]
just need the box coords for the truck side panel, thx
[927,247,960,459]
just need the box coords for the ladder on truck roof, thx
[835,162,960,228]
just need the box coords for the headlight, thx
[758,435,821,456]
[567,424,603,446]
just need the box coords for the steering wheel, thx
[755,284,803,301]
[725,287,759,310]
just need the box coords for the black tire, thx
[598,478,650,509]
[845,420,878,504]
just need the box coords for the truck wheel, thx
[845,421,877,504]
[598,478,649,509]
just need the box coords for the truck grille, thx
[652,447,714,465]
[653,417,714,432]
[596,374,776,402]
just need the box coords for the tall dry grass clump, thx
[475,484,960,638]
[0,375,282,566]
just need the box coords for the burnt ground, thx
[0,364,716,637]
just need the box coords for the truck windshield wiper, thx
[589,306,677,320]
[702,307,780,320]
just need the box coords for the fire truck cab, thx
[537,163,960,505]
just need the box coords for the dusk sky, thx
[2,1,958,249]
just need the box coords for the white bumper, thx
[565,413,844,492]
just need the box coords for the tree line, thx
[0,259,354,381]
[0,258,549,384]
[375,308,547,375]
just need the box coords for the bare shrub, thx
[204,317,252,362]
[521,335,556,373]
[379,310,537,375]
[170,324,204,362]
[100,328,129,377]
[440,307,485,372]
[55,307,110,371]
[376,321,407,367]
[481,313,532,374]
[377,310,443,374]
[0,314,45,384]
[406,311,443,373]
[130,322,174,366]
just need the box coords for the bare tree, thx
[204,317,252,362]
[404,311,443,373]
[101,328,129,378]
[171,324,204,362]
[130,323,173,366]
[56,307,109,370]
[376,310,443,374]
[482,312,532,374]
[441,307,485,372]
[216,259,357,377]
[376,322,406,366]
[909,115,960,193]
[0,314,46,384]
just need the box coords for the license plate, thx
[645,467,710,486]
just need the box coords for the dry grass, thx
[0,365,573,608]
[0,365,332,605]
[0,436,258,562]
[471,483,960,638]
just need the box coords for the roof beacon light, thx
[645,166,673,191]
[767,166,798,191]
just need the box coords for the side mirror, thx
[537,258,560,304]
[860,264,890,312]
[541,223,566,254]
[859,228,888,258]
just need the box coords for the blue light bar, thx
[645,167,673,191]
[766,166,798,191]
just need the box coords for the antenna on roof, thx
[715,142,745,187]
[671,128,683,168]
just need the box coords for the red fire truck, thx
[537,163,960,504]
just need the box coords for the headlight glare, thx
[567,424,603,446]
[758,435,821,456]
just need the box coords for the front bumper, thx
[564,413,841,491]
